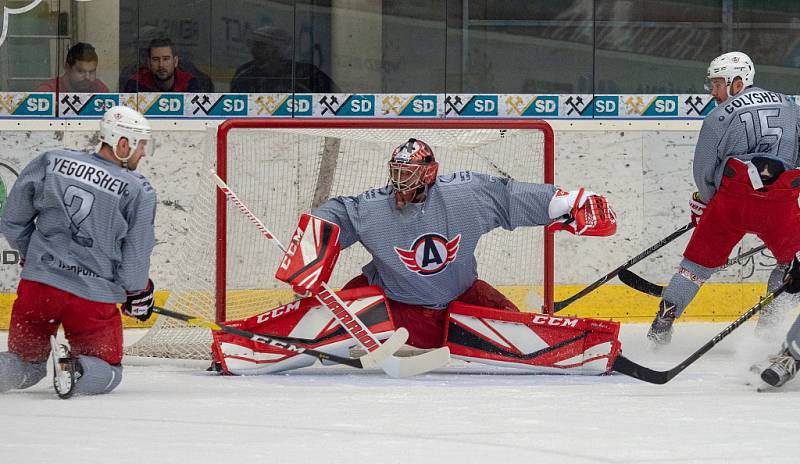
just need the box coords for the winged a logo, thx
[394,233,461,276]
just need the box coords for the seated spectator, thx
[124,38,200,92]
[119,26,214,92]
[230,26,337,93]
[36,42,110,92]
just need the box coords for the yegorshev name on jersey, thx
[50,157,129,196]
[723,91,784,114]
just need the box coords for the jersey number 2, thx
[63,185,95,247]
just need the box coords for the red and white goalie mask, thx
[388,138,439,208]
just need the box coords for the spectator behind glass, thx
[119,26,214,93]
[36,43,110,92]
[124,38,200,92]
[230,25,337,93]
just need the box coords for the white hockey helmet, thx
[99,105,154,162]
[705,51,754,91]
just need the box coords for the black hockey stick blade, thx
[153,306,366,369]
[618,269,663,297]
[552,223,694,312]
[617,244,769,298]
[611,282,788,384]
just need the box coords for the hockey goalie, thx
[212,139,621,376]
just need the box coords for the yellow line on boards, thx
[0,283,774,330]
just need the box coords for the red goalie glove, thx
[275,213,342,295]
[547,188,617,237]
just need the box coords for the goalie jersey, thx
[694,86,800,202]
[312,172,556,308]
[0,149,157,303]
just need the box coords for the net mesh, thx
[126,122,551,360]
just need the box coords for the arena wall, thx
[0,120,775,327]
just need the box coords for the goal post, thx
[127,118,554,360]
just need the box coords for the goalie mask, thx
[388,138,439,208]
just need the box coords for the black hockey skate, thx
[49,336,81,399]
[647,300,676,345]
[760,348,799,388]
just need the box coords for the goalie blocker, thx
[212,286,621,375]
[275,213,341,296]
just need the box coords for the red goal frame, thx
[215,118,555,321]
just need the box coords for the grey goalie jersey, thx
[694,86,800,202]
[313,171,556,308]
[0,149,157,303]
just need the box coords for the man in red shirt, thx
[35,43,110,93]
[124,38,200,92]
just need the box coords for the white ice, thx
[1,321,798,464]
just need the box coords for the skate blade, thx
[50,336,76,399]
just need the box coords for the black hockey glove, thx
[123,279,155,321]
[785,257,800,294]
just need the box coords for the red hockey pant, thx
[684,159,800,268]
[343,276,518,349]
[8,279,123,365]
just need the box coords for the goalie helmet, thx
[99,106,154,165]
[388,138,438,208]
[705,51,754,92]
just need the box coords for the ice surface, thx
[1,321,798,464]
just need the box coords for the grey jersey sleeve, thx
[692,119,727,203]
[117,186,157,292]
[0,153,47,258]
[312,195,362,250]
[467,173,557,231]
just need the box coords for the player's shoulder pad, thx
[436,171,474,186]
[359,186,392,202]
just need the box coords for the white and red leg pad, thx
[211,286,396,375]
[445,303,621,374]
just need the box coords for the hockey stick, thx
[152,306,407,371]
[618,243,769,298]
[612,281,789,384]
[210,170,450,377]
[552,223,694,312]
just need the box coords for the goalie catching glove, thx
[547,188,617,236]
[275,213,342,295]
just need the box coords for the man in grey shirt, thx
[0,106,157,397]
[647,52,800,345]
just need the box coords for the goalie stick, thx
[553,223,694,312]
[153,306,412,372]
[618,243,769,298]
[210,170,450,377]
[612,281,789,384]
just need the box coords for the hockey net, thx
[126,119,554,360]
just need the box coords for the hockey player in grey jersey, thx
[0,106,157,397]
[647,51,800,345]
[305,138,618,348]
[213,138,621,375]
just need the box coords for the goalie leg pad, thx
[0,351,46,392]
[212,286,397,375]
[445,303,621,374]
